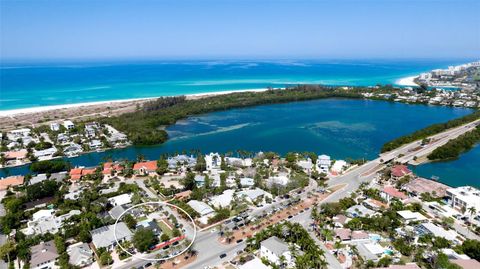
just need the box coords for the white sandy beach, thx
[396,75,419,87]
[0,88,271,117]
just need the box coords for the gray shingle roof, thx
[260,236,290,257]
[91,222,132,249]
[30,241,59,267]
[67,242,93,266]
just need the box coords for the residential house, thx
[91,223,132,250]
[403,178,448,198]
[0,175,24,190]
[30,241,59,269]
[446,186,480,213]
[260,236,294,267]
[415,222,459,241]
[316,154,331,174]
[67,242,94,267]
[390,165,412,181]
[346,204,376,218]
[331,160,347,175]
[108,193,132,207]
[397,210,428,224]
[63,120,75,130]
[381,186,407,203]
[50,123,60,132]
[239,177,255,187]
[205,152,222,171]
[25,209,81,235]
[136,219,161,235]
[133,160,158,175]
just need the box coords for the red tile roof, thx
[4,149,28,159]
[81,168,96,175]
[103,162,124,174]
[382,186,407,200]
[133,161,157,172]
[0,176,25,190]
[391,165,412,178]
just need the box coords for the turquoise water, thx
[1,99,476,187]
[412,146,480,188]
[0,59,470,110]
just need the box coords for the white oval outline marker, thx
[114,201,197,262]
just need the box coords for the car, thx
[219,253,227,259]
[236,239,243,243]
[288,215,293,219]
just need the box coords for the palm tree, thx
[468,206,476,221]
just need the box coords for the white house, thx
[260,236,294,267]
[50,123,60,132]
[187,200,215,217]
[67,242,94,267]
[240,177,255,187]
[297,158,313,174]
[205,152,222,171]
[331,160,347,174]
[108,193,132,207]
[268,174,289,186]
[210,189,235,208]
[316,154,331,173]
[446,186,480,213]
[63,120,75,130]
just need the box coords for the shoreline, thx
[0,88,270,117]
[395,75,419,86]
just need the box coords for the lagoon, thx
[1,98,477,187]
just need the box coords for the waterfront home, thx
[380,186,407,203]
[225,157,252,167]
[102,162,124,175]
[397,210,428,224]
[50,122,60,131]
[7,128,31,139]
[3,149,28,162]
[33,147,57,160]
[390,165,412,181]
[29,174,48,185]
[63,120,75,130]
[133,160,158,175]
[67,242,94,267]
[69,167,96,181]
[446,186,480,214]
[403,178,448,198]
[167,154,196,170]
[297,158,313,174]
[108,193,132,207]
[91,222,132,250]
[30,241,59,269]
[316,154,331,174]
[0,175,25,190]
[331,160,347,175]
[260,236,294,267]
[63,143,82,156]
[205,152,222,171]
[88,139,102,150]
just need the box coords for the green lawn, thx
[158,220,173,237]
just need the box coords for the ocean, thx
[0,59,470,111]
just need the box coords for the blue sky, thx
[1,0,479,60]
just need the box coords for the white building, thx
[187,200,215,217]
[297,158,313,174]
[63,120,75,130]
[108,193,132,207]
[25,209,81,235]
[50,123,60,132]
[260,236,294,267]
[240,177,255,187]
[205,152,222,171]
[210,189,235,208]
[268,174,289,186]
[316,154,331,174]
[331,160,347,174]
[446,186,480,213]
[67,242,94,267]
[397,210,428,223]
